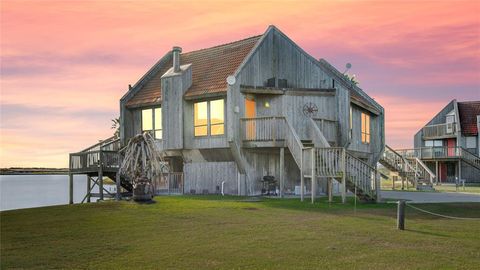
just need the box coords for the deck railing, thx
[81,136,121,152]
[312,118,338,144]
[240,116,286,142]
[69,150,120,173]
[396,147,462,159]
[422,122,457,139]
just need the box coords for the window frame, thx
[361,112,370,144]
[193,98,225,137]
[141,106,162,140]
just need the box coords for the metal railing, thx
[422,122,457,139]
[153,172,184,194]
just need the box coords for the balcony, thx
[422,122,457,139]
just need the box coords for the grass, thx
[2,196,480,269]
[381,179,480,193]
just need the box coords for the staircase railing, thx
[412,158,436,185]
[459,147,480,169]
[345,151,377,198]
[311,117,338,144]
[284,118,305,168]
[381,145,408,172]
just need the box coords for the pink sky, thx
[1,0,479,167]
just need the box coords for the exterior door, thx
[440,162,447,182]
[447,138,456,157]
[245,97,256,140]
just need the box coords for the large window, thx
[142,107,162,139]
[361,112,370,144]
[194,99,224,136]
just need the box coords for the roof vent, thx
[172,46,182,72]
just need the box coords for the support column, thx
[115,172,121,201]
[279,147,285,198]
[458,160,462,180]
[328,178,333,203]
[311,148,316,204]
[341,149,346,204]
[300,155,304,202]
[98,152,104,201]
[69,173,73,204]
[435,161,439,185]
[87,176,91,203]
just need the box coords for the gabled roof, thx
[317,59,383,114]
[126,35,261,107]
[458,101,480,136]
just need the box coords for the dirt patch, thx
[243,207,259,211]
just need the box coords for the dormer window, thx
[194,99,225,136]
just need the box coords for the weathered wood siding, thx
[161,66,192,150]
[184,161,239,194]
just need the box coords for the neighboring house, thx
[404,100,480,183]
[70,25,386,202]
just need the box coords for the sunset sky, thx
[1,0,479,167]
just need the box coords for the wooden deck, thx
[240,116,338,147]
[422,122,457,139]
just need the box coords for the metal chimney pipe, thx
[172,46,182,72]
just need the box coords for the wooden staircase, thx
[302,118,379,202]
[379,145,435,190]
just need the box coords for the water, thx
[0,175,116,211]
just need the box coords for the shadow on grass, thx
[405,228,451,238]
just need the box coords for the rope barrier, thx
[406,203,480,221]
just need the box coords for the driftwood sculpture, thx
[119,132,169,201]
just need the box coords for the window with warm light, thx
[142,107,162,139]
[194,99,225,136]
[361,112,370,144]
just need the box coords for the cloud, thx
[0,0,479,167]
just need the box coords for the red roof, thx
[126,35,261,107]
[458,101,480,136]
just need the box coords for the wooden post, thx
[401,176,405,190]
[98,151,104,201]
[87,176,91,203]
[279,147,285,198]
[69,173,74,204]
[300,153,304,202]
[341,149,346,204]
[458,160,462,181]
[328,178,333,203]
[397,200,405,230]
[311,148,316,204]
[435,161,439,185]
[115,172,121,201]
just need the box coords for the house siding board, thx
[184,162,239,194]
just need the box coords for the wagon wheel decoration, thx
[302,102,318,117]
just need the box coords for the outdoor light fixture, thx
[264,102,270,108]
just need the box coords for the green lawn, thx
[2,196,480,269]
[381,179,480,193]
